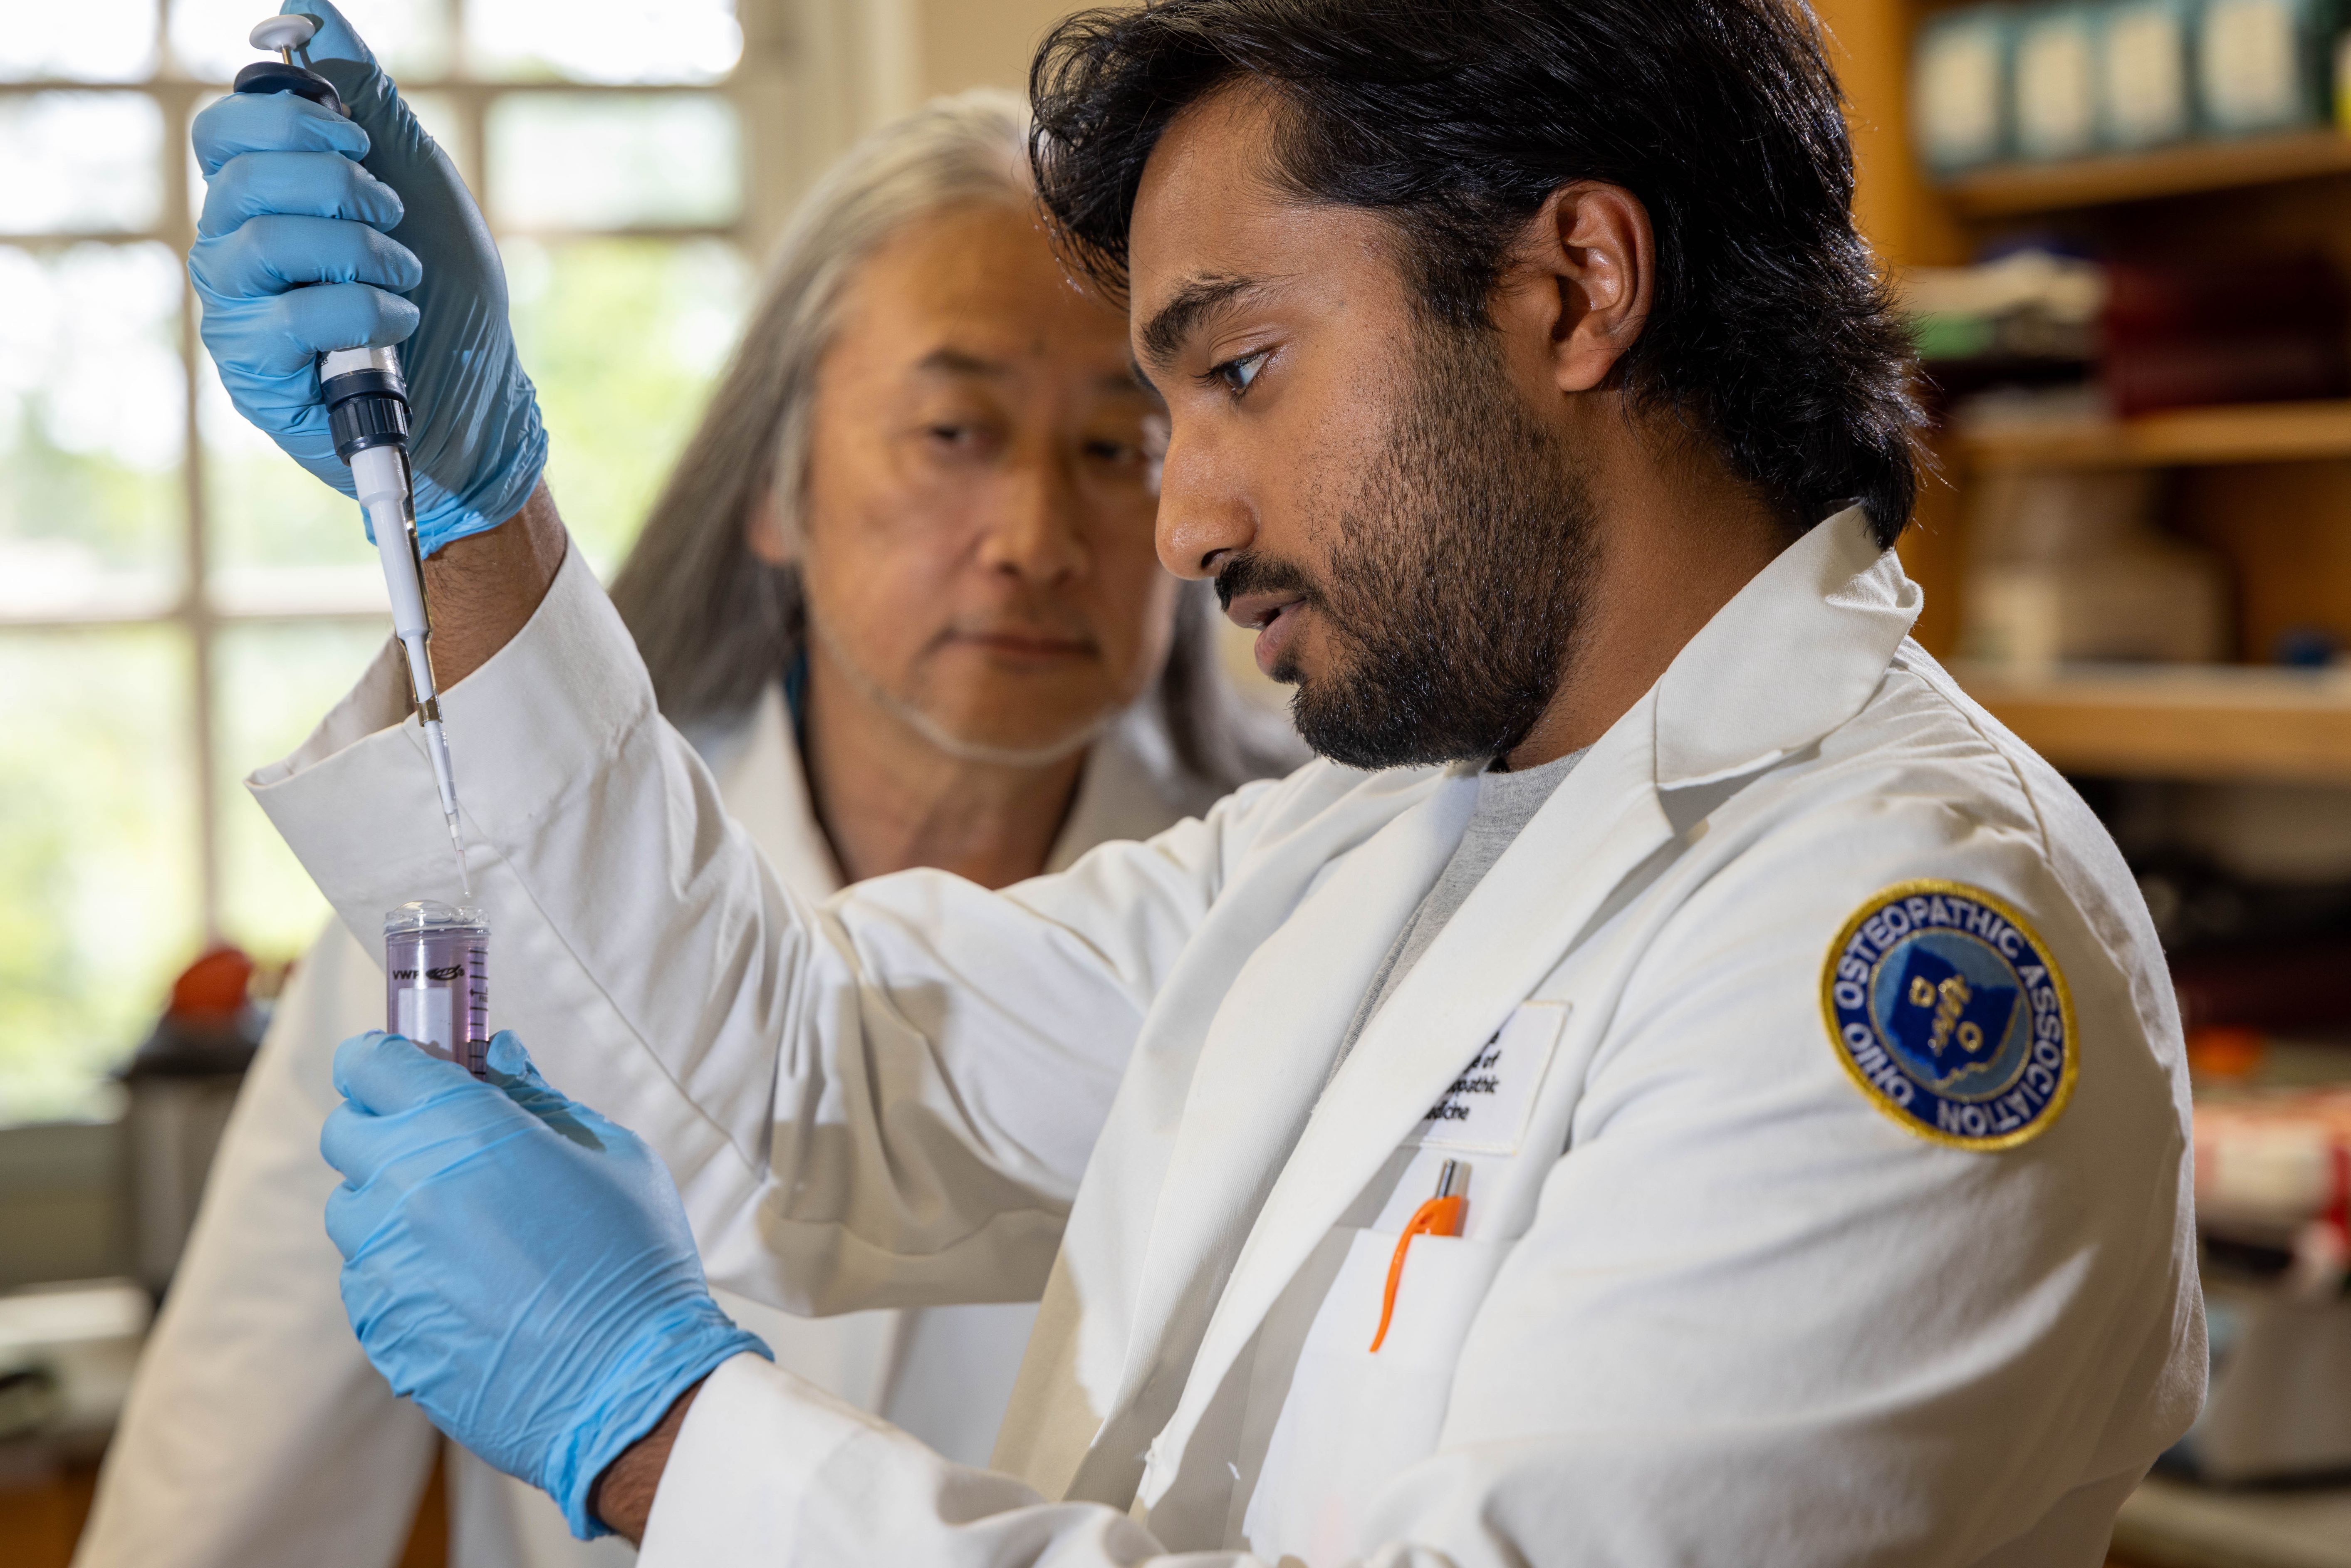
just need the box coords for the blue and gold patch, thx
[1821,880,2075,1150]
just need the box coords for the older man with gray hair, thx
[76,84,1292,1568]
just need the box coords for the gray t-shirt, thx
[1329,745,1588,1080]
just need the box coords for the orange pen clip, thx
[1370,1159,1466,1353]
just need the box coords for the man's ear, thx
[744,487,796,566]
[1496,180,1654,396]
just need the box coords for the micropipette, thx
[235,15,470,892]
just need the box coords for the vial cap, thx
[384,900,489,935]
[249,15,319,52]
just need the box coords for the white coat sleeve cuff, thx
[637,1353,872,1566]
[637,1355,1178,1568]
[248,544,654,944]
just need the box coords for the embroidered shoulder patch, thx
[1821,880,2076,1151]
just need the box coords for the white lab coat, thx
[253,509,2204,1568]
[75,683,1232,1568]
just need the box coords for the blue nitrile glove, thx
[189,0,546,555]
[322,1031,769,1538]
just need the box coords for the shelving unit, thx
[1938,129,2351,219]
[1959,399,2351,470]
[1955,663,2351,783]
[1822,18,2351,1558]
[1815,0,2351,790]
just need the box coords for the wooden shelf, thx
[1957,400,2351,470]
[1939,129,2351,218]
[1955,662,2351,783]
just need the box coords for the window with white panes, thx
[0,0,792,1120]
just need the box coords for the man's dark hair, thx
[1028,0,1921,547]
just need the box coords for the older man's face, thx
[769,201,1175,763]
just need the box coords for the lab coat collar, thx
[707,684,843,900]
[1052,705,1228,871]
[1652,505,1921,789]
[1136,716,1675,1513]
[1130,508,1922,1510]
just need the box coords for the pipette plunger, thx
[247,14,316,64]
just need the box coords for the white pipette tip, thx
[445,811,473,901]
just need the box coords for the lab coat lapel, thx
[1141,705,1676,1499]
[1059,765,1480,1503]
[1048,707,1215,872]
[709,684,842,899]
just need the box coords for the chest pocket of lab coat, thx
[1235,1226,1515,1562]
[1226,998,1596,1558]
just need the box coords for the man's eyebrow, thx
[1137,275,1264,369]
[914,347,1009,377]
[917,346,1148,399]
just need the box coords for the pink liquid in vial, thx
[384,902,490,1078]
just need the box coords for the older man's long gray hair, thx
[608,89,1292,792]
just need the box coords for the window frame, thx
[0,0,810,947]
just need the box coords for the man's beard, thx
[1220,323,1598,770]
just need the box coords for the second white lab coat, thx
[75,682,1232,1568]
[252,510,2205,1567]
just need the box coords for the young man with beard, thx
[213,0,2199,1563]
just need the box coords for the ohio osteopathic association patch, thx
[1821,880,2076,1151]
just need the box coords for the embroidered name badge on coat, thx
[1409,1000,1568,1155]
[1821,880,2076,1150]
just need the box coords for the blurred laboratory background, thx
[1828,2,2351,1561]
[3,0,2351,1564]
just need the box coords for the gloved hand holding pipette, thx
[192,0,552,890]
[190,0,546,556]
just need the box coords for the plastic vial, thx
[384,902,490,1078]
